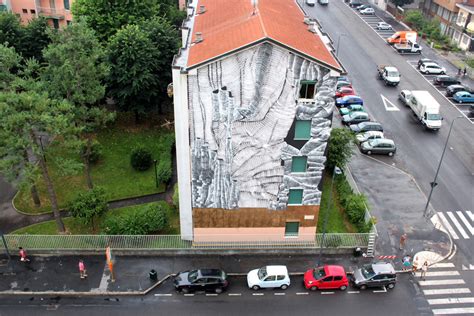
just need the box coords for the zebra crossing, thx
[436,211,474,240]
[417,262,474,315]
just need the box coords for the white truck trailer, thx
[398,90,442,130]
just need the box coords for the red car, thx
[303,265,349,291]
[335,87,356,98]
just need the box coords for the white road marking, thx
[274,293,286,296]
[321,292,335,295]
[430,263,455,268]
[423,288,471,295]
[424,271,460,277]
[206,293,218,296]
[252,293,264,296]
[154,294,173,297]
[347,291,360,294]
[419,279,465,286]
[437,212,459,239]
[296,292,309,295]
[457,211,474,235]
[373,287,387,293]
[467,210,474,221]
[381,94,400,111]
[428,297,474,305]
[432,307,474,315]
[447,212,470,239]
[228,293,242,296]
[183,294,195,297]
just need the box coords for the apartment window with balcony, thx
[299,80,317,99]
[64,0,70,10]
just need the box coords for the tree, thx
[0,44,21,91]
[20,17,51,62]
[72,0,161,42]
[42,21,114,189]
[69,187,108,232]
[326,128,354,170]
[388,0,414,7]
[0,91,76,232]
[404,10,425,31]
[107,24,160,123]
[0,12,23,51]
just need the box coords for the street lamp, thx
[336,33,347,57]
[318,165,342,266]
[153,159,159,188]
[0,230,13,274]
[423,116,464,218]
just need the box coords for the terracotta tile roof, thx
[187,0,342,71]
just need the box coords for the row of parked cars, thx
[334,78,397,156]
[173,263,397,294]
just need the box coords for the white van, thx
[319,0,329,4]
[306,0,316,6]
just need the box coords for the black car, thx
[417,58,433,69]
[433,75,461,87]
[174,269,229,294]
[445,84,473,97]
[349,121,383,133]
[349,0,363,7]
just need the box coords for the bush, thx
[81,140,103,164]
[156,159,172,184]
[172,183,179,209]
[130,146,153,171]
[345,194,368,227]
[334,175,353,209]
[69,187,108,230]
[101,203,168,235]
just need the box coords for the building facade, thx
[6,0,73,28]
[453,3,474,50]
[172,0,343,242]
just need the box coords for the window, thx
[30,9,36,14]
[285,221,300,236]
[291,156,307,173]
[299,80,316,99]
[334,276,343,281]
[64,0,70,10]
[264,275,276,281]
[294,120,311,140]
[322,276,333,282]
[22,8,28,13]
[288,189,303,205]
[372,275,385,280]
[52,19,60,29]
[276,275,285,281]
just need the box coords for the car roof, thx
[344,95,361,100]
[266,265,288,275]
[384,66,398,72]
[378,22,389,24]
[448,84,465,89]
[423,62,440,67]
[350,111,368,116]
[363,131,383,136]
[372,263,395,274]
[359,121,379,126]
[199,269,224,277]
[372,138,395,145]
[325,265,346,275]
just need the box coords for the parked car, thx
[360,138,396,156]
[335,95,363,107]
[453,91,474,103]
[376,22,392,30]
[303,265,349,291]
[306,0,316,6]
[339,103,364,115]
[445,84,473,97]
[335,87,356,98]
[355,131,384,143]
[350,262,397,290]
[336,81,352,90]
[417,58,433,69]
[342,111,370,125]
[433,75,461,87]
[174,269,229,294]
[337,76,350,82]
[349,0,363,7]
[360,7,375,15]
[420,62,446,75]
[349,121,383,133]
[247,266,290,290]
[356,4,369,10]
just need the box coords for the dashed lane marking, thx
[321,292,335,295]
[427,297,474,305]
[296,292,309,295]
[228,293,242,296]
[423,288,471,295]
[348,291,360,294]
[373,287,387,293]
[183,294,195,297]
[154,294,173,297]
[206,293,218,296]
[274,293,286,296]
[252,293,264,296]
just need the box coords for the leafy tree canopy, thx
[326,128,354,170]
[389,0,414,7]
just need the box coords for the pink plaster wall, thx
[194,226,317,242]
[11,0,73,27]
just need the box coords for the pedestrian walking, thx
[463,67,467,77]
[458,68,462,76]
[18,247,30,262]
[399,233,407,250]
[79,260,88,279]
[420,261,429,281]
[402,255,411,271]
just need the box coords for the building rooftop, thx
[456,3,474,14]
[184,0,342,71]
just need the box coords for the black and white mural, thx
[189,42,336,210]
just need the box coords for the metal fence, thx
[2,233,374,251]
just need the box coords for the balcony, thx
[37,6,65,19]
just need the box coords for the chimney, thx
[308,22,317,33]
[195,32,203,43]
[199,5,206,14]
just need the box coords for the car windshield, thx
[367,139,377,146]
[258,267,268,280]
[427,113,441,120]
[313,268,326,279]
[361,265,376,279]
[188,270,199,283]
[387,71,399,77]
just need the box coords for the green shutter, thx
[285,222,300,237]
[291,156,307,172]
[295,120,311,140]
[288,189,303,205]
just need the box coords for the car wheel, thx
[182,287,190,294]
[441,71,445,75]
[388,152,394,157]
[340,285,348,291]
[459,99,462,103]
[252,285,260,291]
[366,150,372,155]
[280,284,289,290]
[360,284,368,290]
[215,287,223,294]
[310,286,318,291]
[387,283,396,289]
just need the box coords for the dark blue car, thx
[335,95,363,107]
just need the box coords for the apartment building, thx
[453,2,474,50]
[172,0,343,242]
[7,0,73,28]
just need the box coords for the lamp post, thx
[153,159,159,188]
[318,166,342,266]
[423,116,463,218]
[0,230,13,273]
[336,33,347,57]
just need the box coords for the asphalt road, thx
[302,0,473,264]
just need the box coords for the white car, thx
[376,22,392,30]
[356,131,384,143]
[360,8,375,15]
[247,266,290,290]
[420,62,446,75]
[306,0,316,5]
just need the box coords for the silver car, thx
[356,131,384,143]
[360,138,396,156]
[376,22,392,30]
[351,263,397,290]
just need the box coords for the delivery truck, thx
[394,41,422,54]
[387,31,417,45]
[377,65,400,86]
[398,90,442,130]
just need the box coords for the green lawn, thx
[14,123,173,214]
[317,173,356,233]
[11,201,180,235]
